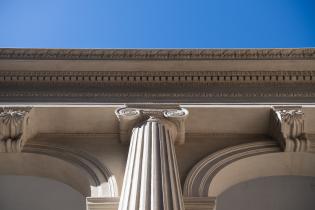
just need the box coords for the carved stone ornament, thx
[0,107,31,152]
[115,106,188,144]
[1,48,314,60]
[270,106,311,152]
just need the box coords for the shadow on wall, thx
[217,176,315,210]
[0,175,85,210]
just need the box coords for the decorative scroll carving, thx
[270,106,311,152]
[115,106,188,144]
[0,107,31,152]
[0,48,314,60]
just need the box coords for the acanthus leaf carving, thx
[270,106,312,152]
[0,107,32,152]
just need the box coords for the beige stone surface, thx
[0,48,315,210]
[209,152,315,197]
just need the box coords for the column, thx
[116,107,188,210]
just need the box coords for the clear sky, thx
[0,0,314,48]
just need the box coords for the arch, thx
[209,152,315,197]
[0,175,86,210]
[0,143,118,197]
[184,140,315,198]
[216,175,315,210]
[183,141,281,197]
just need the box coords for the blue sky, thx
[0,0,314,48]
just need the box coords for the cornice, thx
[0,48,314,60]
[1,48,315,103]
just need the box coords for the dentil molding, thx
[0,48,315,103]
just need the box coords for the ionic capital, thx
[115,106,188,144]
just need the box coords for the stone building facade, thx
[0,48,315,210]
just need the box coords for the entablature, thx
[1,48,314,103]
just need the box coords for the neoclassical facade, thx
[0,48,315,210]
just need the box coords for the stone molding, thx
[23,143,119,197]
[183,141,280,197]
[183,197,216,210]
[1,70,315,102]
[0,107,32,152]
[87,197,216,210]
[2,70,315,83]
[270,106,314,152]
[115,106,188,144]
[0,48,314,60]
[1,48,315,103]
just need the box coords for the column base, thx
[87,197,216,210]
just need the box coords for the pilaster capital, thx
[115,106,188,144]
[0,107,32,152]
[270,106,312,152]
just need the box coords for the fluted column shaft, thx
[118,117,185,210]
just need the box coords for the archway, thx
[0,144,118,197]
[0,175,86,210]
[208,152,315,197]
[184,141,315,209]
[216,175,315,210]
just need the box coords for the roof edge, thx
[0,48,314,60]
